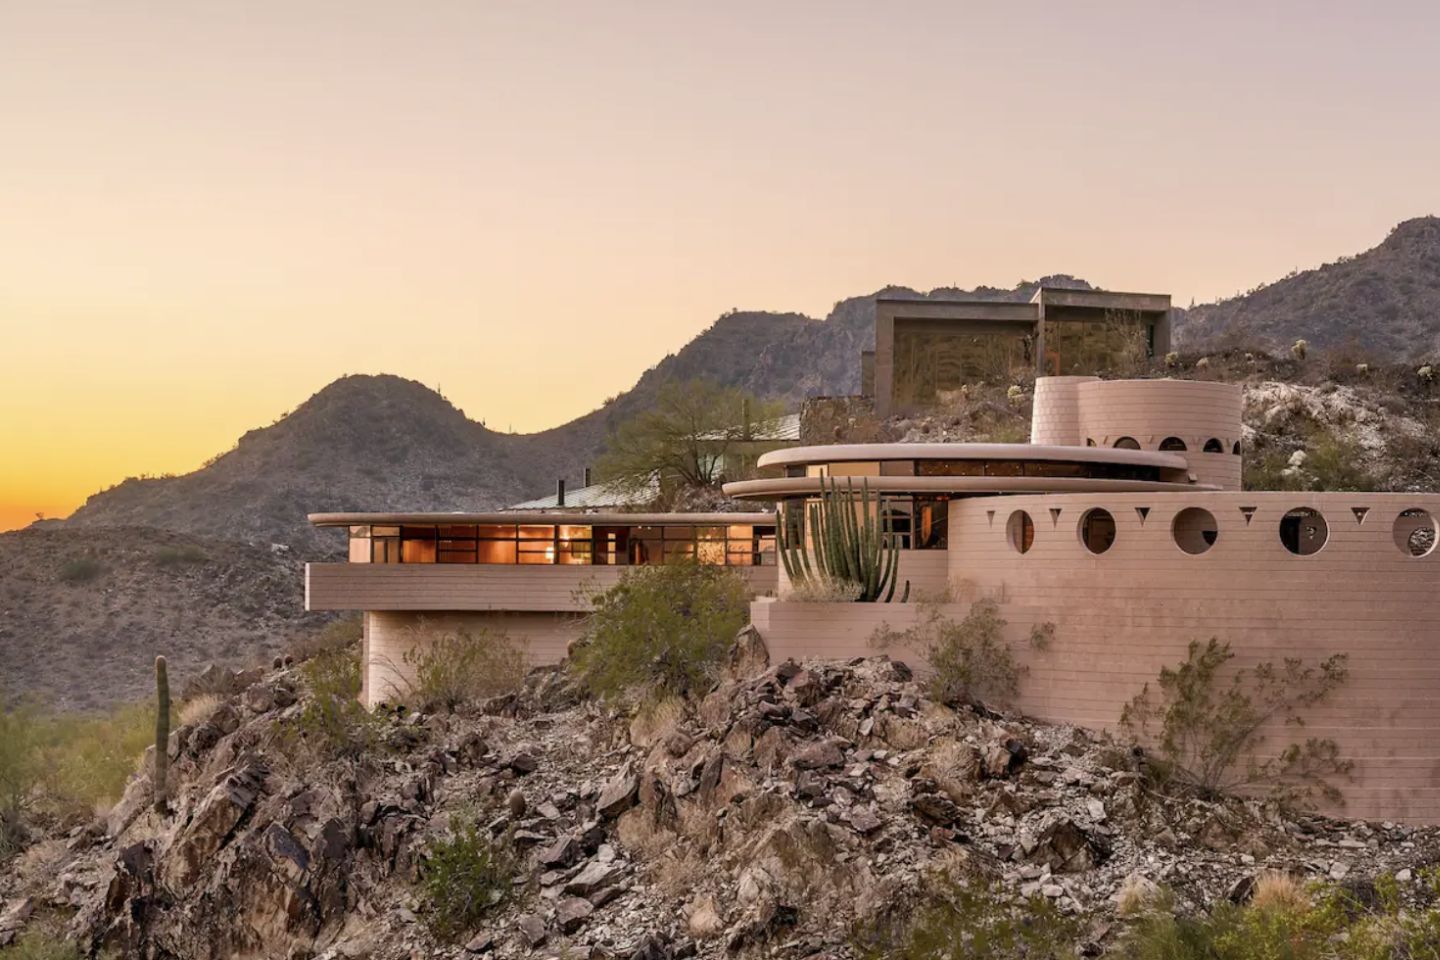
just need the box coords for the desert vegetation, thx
[0,696,167,859]
[399,625,528,712]
[871,599,1026,711]
[1120,639,1352,806]
[574,561,749,702]
[419,815,521,942]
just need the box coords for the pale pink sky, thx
[2,0,1438,530]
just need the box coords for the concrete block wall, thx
[1075,379,1243,489]
[752,490,1440,823]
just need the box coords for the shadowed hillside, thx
[63,278,1092,549]
[1178,216,1440,358]
[0,525,321,710]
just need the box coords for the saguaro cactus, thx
[777,476,910,602]
[153,655,170,815]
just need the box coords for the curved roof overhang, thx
[755,442,1186,472]
[308,511,776,528]
[722,476,1215,500]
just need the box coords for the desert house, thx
[306,290,1440,822]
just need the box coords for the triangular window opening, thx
[1049,507,1062,527]
[1135,506,1151,524]
[1239,506,1257,525]
[1352,506,1370,524]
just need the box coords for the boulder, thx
[1029,817,1111,873]
[564,860,623,898]
[598,771,640,819]
[166,765,263,888]
[556,896,594,933]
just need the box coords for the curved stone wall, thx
[1075,379,1243,489]
[946,491,1440,822]
[1029,376,1098,446]
[749,491,1440,821]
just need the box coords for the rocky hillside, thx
[0,526,323,711]
[1177,216,1440,358]
[1,641,1433,959]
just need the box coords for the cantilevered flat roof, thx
[754,442,1187,471]
[723,476,1215,499]
[308,511,776,528]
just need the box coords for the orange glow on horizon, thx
[3,1,1439,531]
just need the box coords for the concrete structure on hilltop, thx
[869,288,1172,415]
[305,292,1440,824]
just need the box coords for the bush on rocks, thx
[420,817,519,943]
[400,625,527,712]
[872,599,1025,711]
[575,561,749,702]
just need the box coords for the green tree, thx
[597,380,783,493]
[574,561,749,701]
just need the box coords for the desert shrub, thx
[0,931,84,960]
[1120,638,1351,805]
[872,599,1025,710]
[1111,875,1440,960]
[287,647,378,759]
[0,697,162,857]
[289,615,362,662]
[57,558,103,584]
[854,876,1080,960]
[399,626,527,712]
[574,561,749,702]
[1028,622,1055,651]
[0,701,43,858]
[178,694,223,727]
[153,545,208,568]
[420,816,519,942]
[40,701,157,815]
[785,574,863,603]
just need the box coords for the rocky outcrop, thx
[3,649,1439,959]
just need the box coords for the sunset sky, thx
[3,1,1439,532]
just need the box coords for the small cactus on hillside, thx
[1164,351,1179,369]
[1006,384,1023,404]
[1291,339,1309,361]
[1195,357,1210,370]
[154,655,170,815]
[1356,363,1370,375]
[1418,365,1435,386]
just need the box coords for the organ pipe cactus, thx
[154,655,170,815]
[777,477,910,603]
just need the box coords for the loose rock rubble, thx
[3,646,1439,959]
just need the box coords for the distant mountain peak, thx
[1380,216,1440,255]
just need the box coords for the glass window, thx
[1024,461,1088,478]
[477,540,518,564]
[401,538,436,564]
[349,525,371,539]
[918,460,983,477]
[372,538,400,564]
[556,524,591,541]
[556,541,592,565]
[372,525,400,537]
[438,524,478,538]
[984,461,1025,477]
[348,538,371,563]
[915,498,949,549]
[476,524,517,539]
[697,540,726,565]
[518,525,555,540]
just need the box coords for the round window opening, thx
[1079,508,1117,555]
[1006,510,1035,554]
[1279,507,1328,556]
[1172,506,1219,555]
[1113,437,1141,450]
[1393,508,1437,557]
[1159,437,1187,451]
[1203,438,1225,453]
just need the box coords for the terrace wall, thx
[752,491,1440,823]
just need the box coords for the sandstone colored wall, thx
[753,491,1440,823]
[1075,379,1243,489]
[308,563,778,612]
[1029,376,1098,446]
[363,610,585,709]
